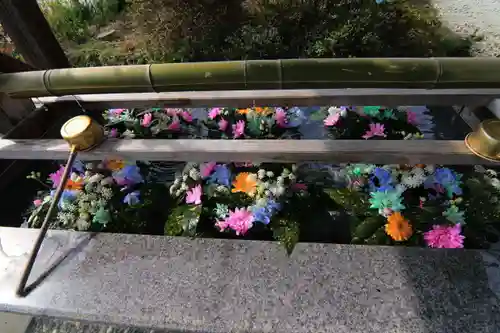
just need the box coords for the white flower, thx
[277,176,284,185]
[216,185,229,193]
[189,169,200,180]
[257,169,266,179]
[180,183,188,191]
[328,106,347,117]
[486,169,498,177]
[266,171,274,178]
[100,187,113,200]
[424,165,435,174]
[402,174,425,188]
[474,165,486,173]
[76,218,90,231]
[276,186,285,196]
[173,177,182,185]
[88,174,104,183]
[101,177,115,186]
[182,175,188,181]
[122,130,135,138]
[175,189,183,197]
[169,184,178,195]
[288,173,296,181]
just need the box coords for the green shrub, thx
[129,0,473,62]
[40,0,126,44]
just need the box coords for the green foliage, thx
[270,217,299,255]
[129,0,473,63]
[165,205,202,236]
[41,0,126,44]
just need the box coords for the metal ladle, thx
[16,115,105,296]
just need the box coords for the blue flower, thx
[208,165,232,187]
[425,167,463,198]
[72,159,85,173]
[369,167,394,192]
[123,191,141,205]
[286,107,306,127]
[113,165,144,186]
[50,189,77,209]
[251,199,281,224]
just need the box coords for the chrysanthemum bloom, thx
[385,212,413,241]
[424,224,464,248]
[216,207,254,235]
[275,108,288,128]
[232,120,245,138]
[232,172,257,195]
[141,113,153,127]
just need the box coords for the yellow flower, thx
[385,212,412,241]
[106,159,125,171]
[232,172,257,195]
[254,107,272,115]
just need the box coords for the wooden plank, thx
[35,89,500,109]
[0,0,70,69]
[0,139,493,165]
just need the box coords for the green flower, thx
[362,106,381,117]
[369,190,405,213]
[443,205,465,224]
[214,203,229,219]
[348,164,375,176]
[381,109,396,120]
[93,206,111,226]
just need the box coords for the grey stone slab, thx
[0,227,500,333]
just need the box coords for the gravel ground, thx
[432,0,500,56]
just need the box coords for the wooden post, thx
[0,0,70,69]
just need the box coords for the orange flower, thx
[254,107,272,115]
[385,212,412,241]
[106,159,125,171]
[237,108,251,115]
[415,164,426,169]
[232,172,257,195]
[65,179,83,191]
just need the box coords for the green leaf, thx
[271,217,300,255]
[309,107,329,121]
[352,215,385,242]
[165,205,201,236]
[93,206,111,226]
[324,188,370,216]
[246,115,262,136]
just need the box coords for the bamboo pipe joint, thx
[60,115,105,151]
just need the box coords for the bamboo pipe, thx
[1,58,500,98]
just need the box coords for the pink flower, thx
[33,199,42,207]
[407,111,418,125]
[232,120,245,138]
[49,166,65,188]
[362,123,386,139]
[141,113,153,127]
[275,108,288,127]
[110,108,125,115]
[323,113,340,126]
[200,162,217,178]
[218,118,229,131]
[165,108,180,116]
[208,107,222,119]
[424,224,464,249]
[216,207,254,236]
[109,128,118,138]
[292,183,308,191]
[180,111,193,123]
[185,184,202,205]
[167,119,181,131]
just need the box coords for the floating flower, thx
[200,162,217,178]
[424,224,464,248]
[186,184,202,205]
[141,113,153,127]
[109,128,119,138]
[232,120,245,138]
[237,108,250,115]
[362,123,386,139]
[106,159,125,171]
[369,189,405,214]
[165,108,180,116]
[385,212,412,241]
[324,113,340,126]
[214,203,229,219]
[443,205,465,224]
[232,172,257,195]
[216,207,254,235]
[218,118,229,131]
[33,199,42,207]
[362,106,381,117]
[407,111,418,125]
[65,179,83,191]
[287,107,306,127]
[254,107,272,115]
[209,165,232,187]
[167,118,181,131]
[50,189,77,209]
[425,167,462,198]
[251,199,281,224]
[370,167,394,192]
[110,108,125,115]
[208,107,222,119]
[275,108,288,127]
[113,165,144,186]
[49,166,65,188]
[123,191,141,205]
[180,111,193,122]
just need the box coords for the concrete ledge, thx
[1,227,500,332]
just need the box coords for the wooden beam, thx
[35,89,500,109]
[0,0,70,69]
[0,139,493,165]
